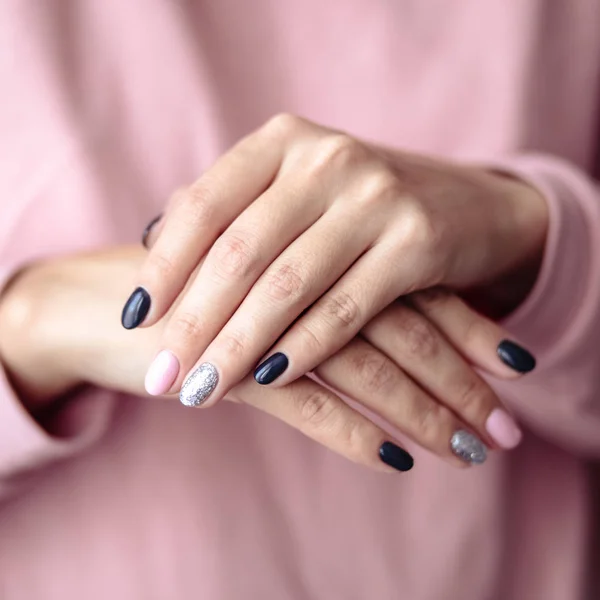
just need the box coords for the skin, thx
[133,115,547,412]
[0,246,528,470]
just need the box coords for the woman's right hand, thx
[0,245,525,472]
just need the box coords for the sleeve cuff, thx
[492,154,600,366]
[0,362,115,481]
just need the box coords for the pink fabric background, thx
[1,2,600,598]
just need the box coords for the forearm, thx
[456,168,547,319]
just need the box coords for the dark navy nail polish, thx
[497,340,536,373]
[379,442,414,472]
[141,214,163,249]
[121,287,151,329]
[254,353,289,385]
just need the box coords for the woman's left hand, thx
[124,114,547,405]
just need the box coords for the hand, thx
[0,246,526,469]
[126,114,544,408]
[143,216,530,466]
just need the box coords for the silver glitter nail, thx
[179,362,219,407]
[450,430,487,465]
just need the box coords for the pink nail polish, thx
[485,408,523,449]
[145,350,180,396]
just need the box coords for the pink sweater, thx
[1,2,600,598]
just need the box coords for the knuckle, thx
[397,311,440,360]
[298,389,340,430]
[265,112,303,137]
[310,134,365,174]
[455,377,489,416]
[169,311,204,342]
[406,400,446,445]
[400,202,445,253]
[184,184,217,227]
[322,291,361,329]
[264,262,307,302]
[357,170,400,206]
[219,330,248,358]
[150,252,176,281]
[338,418,367,458]
[210,232,259,280]
[294,322,325,354]
[351,350,398,395]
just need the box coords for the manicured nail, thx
[497,340,536,373]
[145,350,180,396]
[485,408,522,449]
[379,442,414,472]
[254,352,289,385]
[450,430,487,465]
[180,362,219,407]
[121,287,151,329]
[141,214,163,249]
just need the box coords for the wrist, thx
[461,171,549,318]
[0,262,83,412]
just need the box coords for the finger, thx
[150,172,326,395]
[121,118,291,330]
[146,128,372,397]
[175,205,375,407]
[141,213,163,250]
[410,288,536,377]
[229,374,414,473]
[314,338,486,466]
[251,235,429,388]
[141,186,186,250]
[361,301,523,450]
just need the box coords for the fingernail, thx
[141,214,163,249]
[254,352,289,385]
[497,340,536,373]
[379,442,414,472]
[485,408,522,449]
[121,287,151,329]
[450,430,487,465]
[180,362,219,407]
[145,350,180,396]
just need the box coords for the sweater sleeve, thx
[0,152,118,498]
[0,3,124,499]
[0,370,114,498]
[487,154,600,458]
